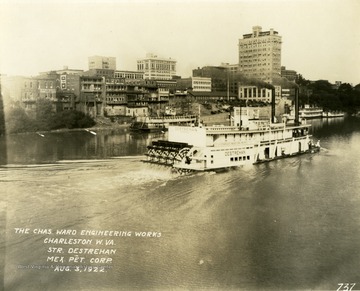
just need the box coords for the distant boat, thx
[130,115,197,132]
[322,111,345,118]
[299,105,323,119]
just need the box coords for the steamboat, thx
[299,104,323,119]
[130,115,197,132]
[145,90,320,172]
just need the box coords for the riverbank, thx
[2,103,271,136]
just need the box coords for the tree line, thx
[2,99,95,135]
[1,77,359,135]
[297,76,360,114]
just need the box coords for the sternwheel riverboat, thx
[144,91,320,173]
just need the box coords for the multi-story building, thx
[38,71,78,111]
[238,84,282,103]
[57,73,80,111]
[79,69,160,117]
[192,66,227,92]
[78,75,105,117]
[37,75,57,101]
[176,77,212,92]
[238,85,272,103]
[19,74,58,112]
[137,53,176,80]
[37,67,83,111]
[21,77,39,111]
[104,78,159,117]
[114,70,145,87]
[192,77,212,92]
[2,72,77,112]
[88,56,116,70]
[103,77,128,116]
[238,26,282,82]
[155,79,177,100]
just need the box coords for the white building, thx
[238,84,282,103]
[88,56,116,70]
[238,85,272,102]
[192,77,211,92]
[177,77,212,92]
[137,53,176,80]
[114,70,144,80]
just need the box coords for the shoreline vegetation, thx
[2,80,360,136]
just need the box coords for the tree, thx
[6,107,35,134]
[4,99,96,134]
[52,110,95,129]
[35,99,56,131]
[295,74,310,86]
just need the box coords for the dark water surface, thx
[1,117,360,290]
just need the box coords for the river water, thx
[1,117,360,290]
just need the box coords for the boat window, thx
[247,156,250,160]
[235,157,238,161]
[230,157,234,161]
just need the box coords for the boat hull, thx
[130,115,197,132]
[172,136,319,171]
[130,122,166,132]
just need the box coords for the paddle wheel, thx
[145,140,192,166]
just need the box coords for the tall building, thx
[137,53,176,80]
[238,26,282,82]
[88,56,116,70]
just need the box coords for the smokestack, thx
[295,88,299,125]
[271,88,276,123]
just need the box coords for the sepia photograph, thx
[1,0,360,290]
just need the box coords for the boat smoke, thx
[234,73,275,89]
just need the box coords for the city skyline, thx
[0,0,359,85]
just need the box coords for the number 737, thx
[337,283,356,291]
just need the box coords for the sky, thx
[0,0,359,85]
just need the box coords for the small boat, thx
[145,106,320,172]
[130,115,197,132]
